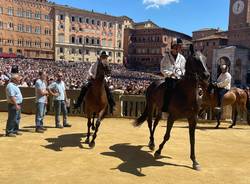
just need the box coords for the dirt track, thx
[0,112,250,184]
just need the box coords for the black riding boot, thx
[105,83,116,114]
[162,78,177,112]
[74,81,92,108]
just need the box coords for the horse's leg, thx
[149,113,161,151]
[215,108,222,129]
[188,117,201,171]
[154,116,174,158]
[91,113,96,131]
[89,108,106,148]
[229,106,237,128]
[147,113,154,150]
[85,117,91,144]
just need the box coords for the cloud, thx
[143,0,179,9]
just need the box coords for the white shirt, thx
[217,72,232,90]
[160,52,186,79]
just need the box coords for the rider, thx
[74,51,116,114]
[213,64,232,110]
[161,38,186,116]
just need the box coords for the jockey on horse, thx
[212,64,232,113]
[74,51,116,113]
[161,38,186,117]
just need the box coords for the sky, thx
[53,0,230,36]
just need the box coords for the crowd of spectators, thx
[0,58,162,95]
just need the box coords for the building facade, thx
[193,29,228,71]
[0,0,54,59]
[124,21,192,72]
[54,5,131,63]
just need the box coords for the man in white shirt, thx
[161,38,186,113]
[213,64,232,108]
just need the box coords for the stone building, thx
[54,4,132,63]
[0,0,54,59]
[123,21,192,72]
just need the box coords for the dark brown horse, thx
[133,50,210,171]
[84,60,109,148]
[200,85,250,128]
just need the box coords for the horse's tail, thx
[133,82,157,127]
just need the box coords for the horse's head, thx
[95,60,111,80]
[185,45,210,84]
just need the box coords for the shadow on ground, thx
[101,143,192,177]
[43,133,87,151]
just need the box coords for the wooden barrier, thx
[0,86,242,121]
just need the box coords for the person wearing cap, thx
[160,38,186,115]
[35,71,49,133]
[48,72,71,128]
[213,64,232,109]
[5,74,23,137]
[74,51,116,114]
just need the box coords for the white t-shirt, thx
[217,72,232,90]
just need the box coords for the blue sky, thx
[53,0,230,36]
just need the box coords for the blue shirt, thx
[49,81,66,101]
[6,82,23,104]
[35,79,47,103]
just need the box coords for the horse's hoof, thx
[89,141,95,148]
[91,126,96,131]
[154,151,161,159]
[149,144,155,151]
[215,126,219,129]
[193,163,201,171]
[228,125,233,128]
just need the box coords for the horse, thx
[133,49,210,171]
[83,60,110,148]
[200,84,250,128]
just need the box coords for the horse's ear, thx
[189,44,195,55]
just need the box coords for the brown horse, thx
[200,84,250,128]
[133,49,210,171]
[84,60,109,148]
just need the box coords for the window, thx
[59,24,64,29]
[102,39,106,46]
[25,40,32,47]
[9,48,13,53]
[85,38,89,44]
[97,20,100,26]
[58,34,64,43]
[71,16,75,22]
[117,52,121,57]
[79,17,83,23]
[26,25,32,33]
[79,27,83,32]
[35,26,41,34]
[91,38,94,45]
[7,39,14,45]
[60,14,64,20]
[35,12,41,19]
[34,41,41,48]
[118,24,122,29]
[86,50,89,55]
[79,49,82,54]
[0,21,3,29]
[71,26,75,31]
[0,7,3,14]
[71,36,75,44]
[8,22,14,30]
[45,42,51,48]
[97,50,100,55]
[26,11,32,18]
[97,39,100,45]
[86,18,89,24]
[78,37,83,44]
[103,21,107,27]
[109,22,113,28]
[91,19,95,25]
[45,28,51,35]
[17,8,22,17]
[59,47,64,53]
[8,7,14,16]
[45,15,50,21]
[17,39,23,46]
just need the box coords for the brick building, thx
[124,21,192,72]
[193,29,228,71]
[54,4,132,63]
[0,0,54,59]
